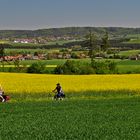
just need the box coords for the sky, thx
[0,0,140,30]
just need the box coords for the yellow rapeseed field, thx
[0,73,140,94]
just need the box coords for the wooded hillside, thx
[0,27,140,38]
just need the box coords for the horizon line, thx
[0,26,140,31]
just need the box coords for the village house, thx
[63,53,71,59]
[14,39,34,44]
[129,54,140,60]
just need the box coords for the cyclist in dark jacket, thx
[52,83,65,99]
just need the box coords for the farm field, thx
[0,73,140,139]
[1,98,140,140]
[118,50,140,56]
[124,39,140,44]
[0,73,140,96]
[117,60,140,73]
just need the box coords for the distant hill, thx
[0,27,140,39]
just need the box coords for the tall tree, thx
[0,44,5,71]
[85,30,98,62]
[101,32,110,52]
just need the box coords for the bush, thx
[54,65,64,74]
[54,60,118,75]
[54,60,94,74]
[91,60,117,74]
[79,65,95,74]
[113,54,121,59]
[108,61,118,74]
[62,60,80,74]
[27,62,47,74]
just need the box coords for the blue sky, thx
[0,0,140,29]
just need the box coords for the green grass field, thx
[0,93,140,140]
[117,60,140,73]
[118,50,140,56]
[123,39,140,44]
[10,42,43,47]
[5,49,61,54]
[46,40,77,45]
[127,39,140,44]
